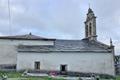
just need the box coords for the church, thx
[0,8,115,76]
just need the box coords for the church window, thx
[86,25,88,37]
[34,61,40,70]
[89,23,92,35]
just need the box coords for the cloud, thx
[0,0,119,54]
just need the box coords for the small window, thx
[34,61,40,70]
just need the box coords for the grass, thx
[0,71,64,80]
[116,76,120,80]
[0,71,22,78]
[0,71,117,80]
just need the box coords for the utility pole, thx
[7,0,12,35]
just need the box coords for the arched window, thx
[89,23,92,35]
[86,25,88,37]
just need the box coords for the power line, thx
[7,0,12,35]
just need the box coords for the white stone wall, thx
[17,52,115,76]
[0,44,17,65]
[0,39,54,45]
[0,39,54,65]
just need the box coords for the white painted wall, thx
[0,39,54,65]
[0,44,17,65]
[17,52,115,76]
[0,39,54,45]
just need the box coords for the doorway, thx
[60,64,67,72]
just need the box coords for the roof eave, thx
[18,50,110,53]
[0,37,56,41]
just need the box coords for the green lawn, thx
[116,76,120,80]
[8,78,63,80]
[0,71,118,80]
[0,71,64,80]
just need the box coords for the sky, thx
[0,0,120,55]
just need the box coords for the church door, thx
[60,64,67,74]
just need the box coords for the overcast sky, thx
[0,0,120,55]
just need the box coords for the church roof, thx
[18,38,112,53]
[0,33,55,41]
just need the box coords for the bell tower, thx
[84,8,97,40]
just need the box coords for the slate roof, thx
[18,38,112,53]
[0,33,55,41]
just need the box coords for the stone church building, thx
[0,8,115,76]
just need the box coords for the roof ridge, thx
[0,34,55,40]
